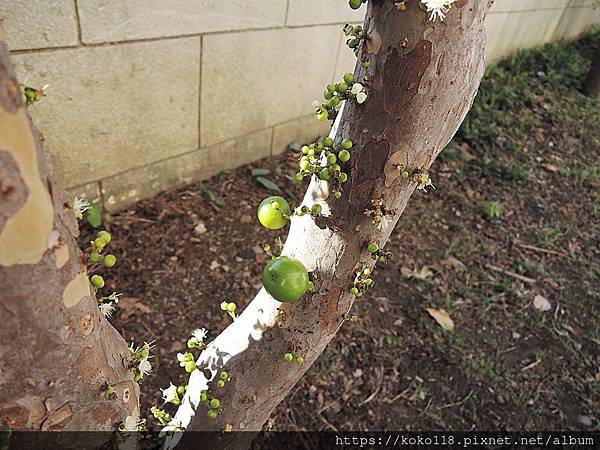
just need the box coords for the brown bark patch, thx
[0,150,28,233]
[383,40,432,115]
[0,403,30,428]
[41,403,73,431]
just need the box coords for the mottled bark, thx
[0,30,138,430]
[583,48,600,97]
[168,0,490,445]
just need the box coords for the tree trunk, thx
[0,32,138,430]
[167,0,491,445]
[583,48,600,97]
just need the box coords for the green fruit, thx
[299,159,310,171]
[97,230,111,245]
[323,137,334,147]
[367,242,379,253]
[207,409,218,419]
[226,302,236,313]
[324,91,333,100]
[200,392,208,402]
[349,0,362,9]
[209,399,221,409]
[327,154,337,165]
[295,173,304,181]
[301,145,309,154]
[262,256,310,303]
[316,109,328,121]
[103,254,117,267]
[89,252,101,264]
[284,353,294,362]
[347,38,358,48]
[319,168,331,181]
[93,238,105,250]
[338,150,351,162]
[184,361,196,373]
[91,275,105,288]
[341,139,353,150]
[363,267,372,276]
[217,380,225,388]
[339,173,348,183]
[350,287,359,295]
[336,82,348,93]
[220,371,228,380]
[361,60,371,69]
[311,204,322,215]
[296,356,305,365]
[334,191,342,199]
[343,73,355,84]
[331,164,341,174]
[257,196,291,230]
[177,386,186,395]
[331,95,341,106]
[327,83,336,93]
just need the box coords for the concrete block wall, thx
[2,0,598,211]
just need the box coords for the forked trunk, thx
[168,0,491,445]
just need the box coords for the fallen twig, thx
[486,264,536,284]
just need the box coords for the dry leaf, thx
[541,163,559,173]
[411,266,432,280]
[118,297,151,321]
[400,266,413,278]
[442,256,466,271]
[425,308,454,331]
[533,295,551,312]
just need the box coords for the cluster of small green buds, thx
[295,203,323,218]
[129,341,154,382]
[343,313,359,323]
[177,352,197,373]
[411,168,436,193]
[367,241,393,264]
[343,24,364,56]
[283,352,305,365]
[295,137,352,198]
[217,370,231,388]
[151,406,172,426]
[102,383,116,400]
[19,83,48,107]
[364,198,397,229]
[313,73,368,123]
[348,0,367,9]
[200,390,222,419]
[350,267,375,297]
[220,301,237,320]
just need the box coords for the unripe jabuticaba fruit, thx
[349,0,362,9]
[262,256,310,303]
[257,196,291,230]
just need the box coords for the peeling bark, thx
[0,32,138,430]
[168,0,490,445]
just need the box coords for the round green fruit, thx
[338,149,350,162]
[257,196,291,230]
[91,275,104,288]
[341,139,353,150]
[262,256,310,303]
[349,0,362,10]
[336,82,348,93]
[103,254,117,267]
[343,73,355,84]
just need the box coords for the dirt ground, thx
[82,33,600,432]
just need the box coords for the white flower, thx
[72,196,90,220]
[161,383,179,403]
[192,328,208,342]
[176,352,186,363]
[99,302,116,317]
[421,0,456,21]
[120,415,146,432]
[356,92,368,104]
[377,214,395,231]
[162,418,183,433]
[351,83,364,95]
[138,358,152,376]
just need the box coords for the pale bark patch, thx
[63,272,91,308]
[0,108,53,266]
